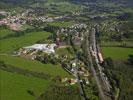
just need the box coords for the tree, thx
[50,57,58,65]
[103,57,114,68]
[128,55,133,65]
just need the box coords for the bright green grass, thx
[49,21,74,27]
[0,55,71,77]
[0,70,52,100]
[0,29,15,38]
[0,31,51,53]
[102,47,133,59]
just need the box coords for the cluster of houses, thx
[56,23,86,46]
[35,16,54,22]
[70,23,87,29]
[35,16,64,22]
[57,23,87,33]
[62,60,90,85]
[0,9,71,31]
[0,11,9,25]
[0,10,27,31]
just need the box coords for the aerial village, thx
[0,9,82,31]
[16,23,90,85]
[1,1,133,99]
[0,9,63,31]
[0,9,104,86]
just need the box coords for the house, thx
[72,62,76,68]
[68,79,77,85]
[83,78,89,85]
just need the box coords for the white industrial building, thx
[23,44,57,54]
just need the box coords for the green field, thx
[21,24,34,30]
[49,21,74,27]
[102,47,133,59]
[54,2,83,13]
[0,70,52,100]
[0,31,51,53]
[0,28,15,38]
[32,1,84,13]
[101,41,133,47]
[56,47,73,57]
[0,55,71,77]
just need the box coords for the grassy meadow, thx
[0,29,72,100]
[55,2,83,13]
[0,70,52,100]
[101,47,133,59]
[56,47,73,56]
[0,31,51,53]
[0,28,15,38]
[32,1,84,13]
[49,21,74,27]
[0,55,71,77]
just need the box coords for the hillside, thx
[0,0,133,100]
[1,0,132,6]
